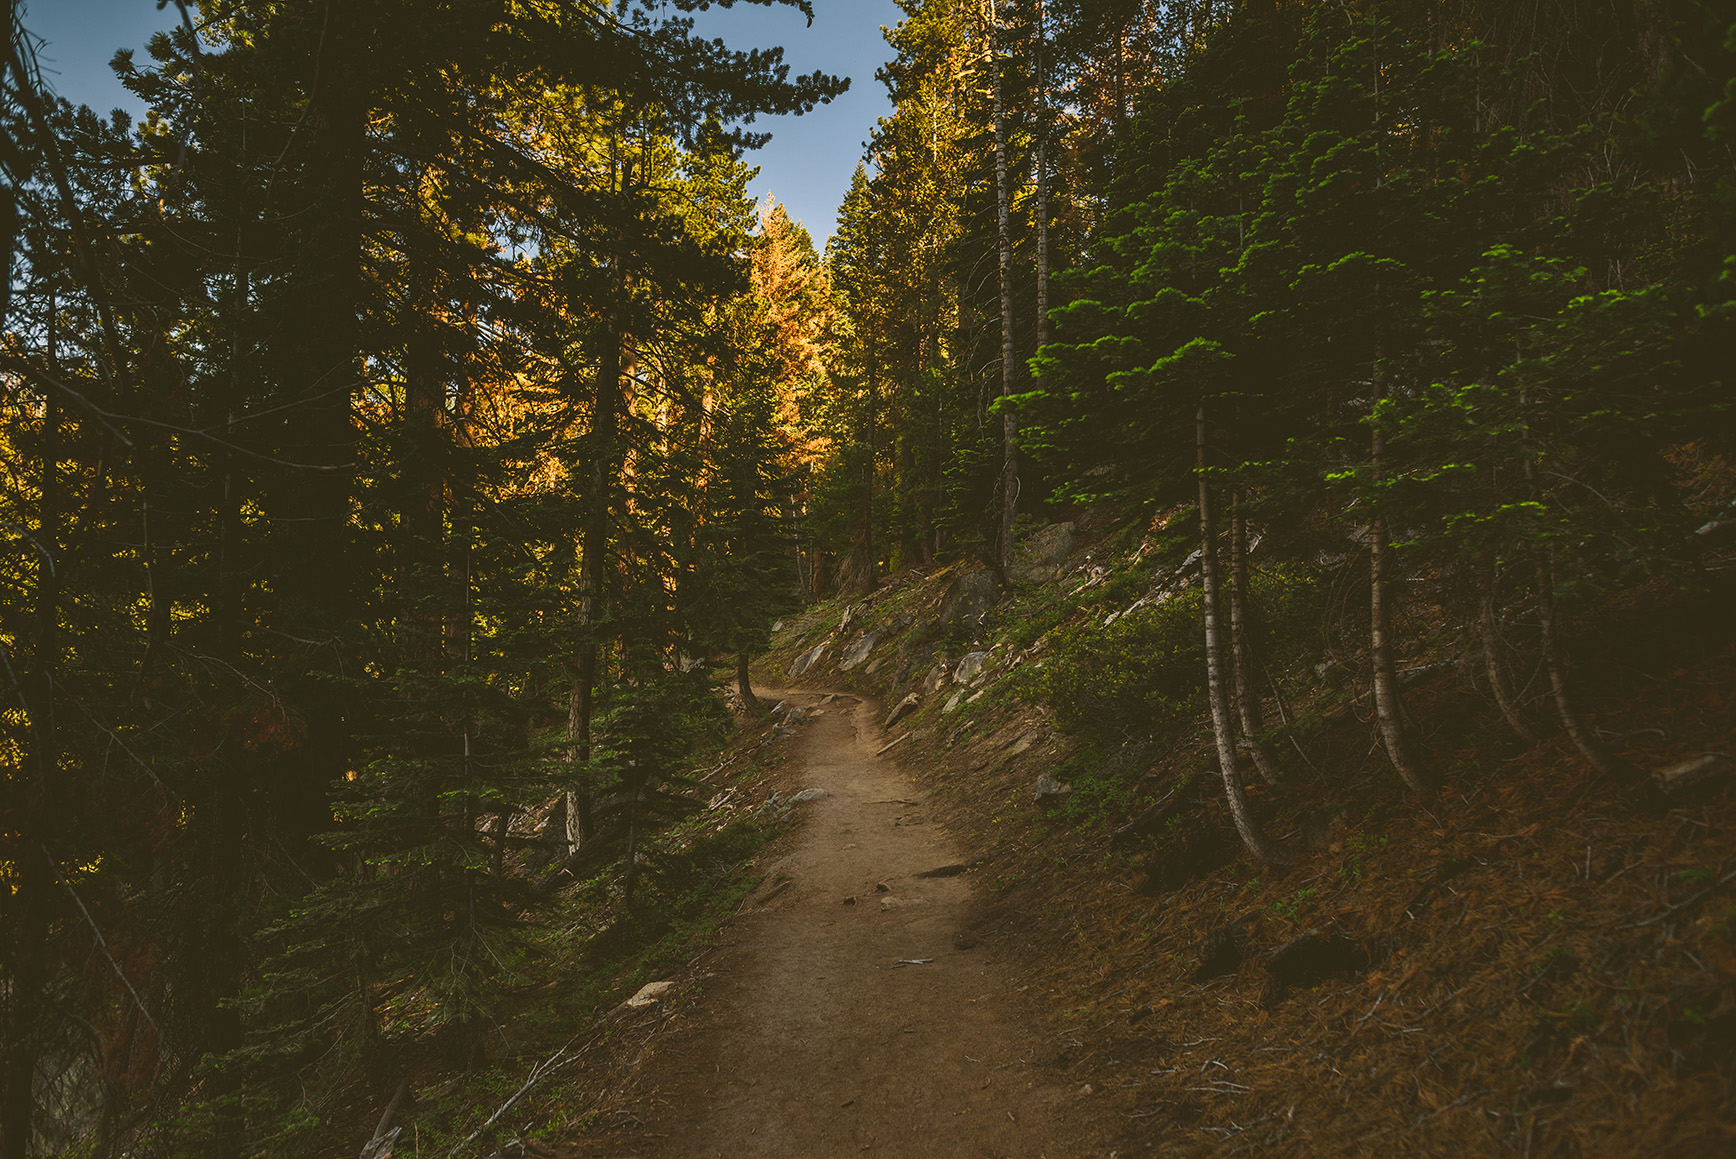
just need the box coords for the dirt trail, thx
[618,691,1103,1159]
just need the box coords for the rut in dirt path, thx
[620,691,1104,1159]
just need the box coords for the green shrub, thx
[1021,565,1326,742]
[1023,587,1208,739]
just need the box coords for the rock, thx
[942,691,965,714]
[1656,754,1733,796]
[1034,774,1073,807]
[787,642,829,678]
[953,650,991,685]
[783,706,810,726]
[626,981,675,1008]
[1266,933,1367,998]
[1077,504,1117,532]
[840,630,883,670]
[1194,923,1247,980]
[935,570,1000,634]
[1009,561,1061,586]
[790,788,827,803]
[1015,522,1075,575]
[1005,731,1035,756]
[885,692,920,727]
[923,661,953,693]
[772,620,785,633]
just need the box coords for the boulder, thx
[1194,922,1248,980]
[1021,521,1076,566]
[953,650,991,686]
[839,630,883,671]
[923,661,953,694]
[1034,774,1073,807]
[789,788,827,804]
[936,570,1000,635]
[787,642,829,678]
[886,693,921,727]
[1009,561,1060,586]
[626,981,676,1008]
[1265,932,1367,999]
[943,690,965,714]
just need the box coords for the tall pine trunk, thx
[1229,493,1282,786]
[861,336,877,590]
[1520,460,1632,777]
[2,392,58,1159]
[1034,0,1052,350]
[1533,543,1633,778]
[737,651,761,713]
[1478,552,1537,744]
[1369,370,1434,797]
[1199,409,1288,865]
[990,2,1020,574]
[566,319,623,854]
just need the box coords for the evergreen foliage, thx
[2,0,1734,1152]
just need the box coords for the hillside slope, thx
[758,514,1736,1157]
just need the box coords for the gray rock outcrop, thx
[840,630,883,671]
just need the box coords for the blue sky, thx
[20,0,901,244]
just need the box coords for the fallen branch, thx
[1626,865,1736,929]
[359,1079,410,1159]
[443,1040,589,1159]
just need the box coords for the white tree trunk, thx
[1199,409,1288,864]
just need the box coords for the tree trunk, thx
[862,335,877,591]
[1533,544,1634,778]
[1034,0,1052,351]
[566,316,624,854]
[990,2,1020,574]
[737,651,761,713]
[2,391,59,1159]
[271,49,366,856]
[1198,408,1289,865]
[1478,553,1537,744]
[1369,385,1435,797]
[1229,493,1282,786]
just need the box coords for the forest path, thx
[615,690,1104,1159]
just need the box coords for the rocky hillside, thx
[757,511,1736,1158]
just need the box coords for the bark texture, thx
[1229,494,1282,786]
[1199,409,1289,865]
[1369,391,1435,797]
[989,4,1020,574]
